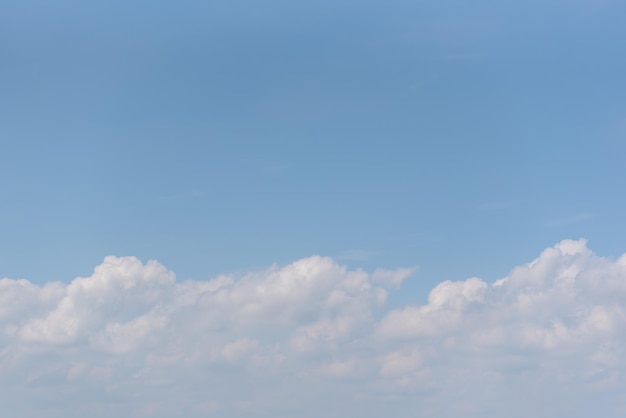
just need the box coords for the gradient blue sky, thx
[2,0,625,288]
[2,1,626,417]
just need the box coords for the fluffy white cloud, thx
[1,239,626,417]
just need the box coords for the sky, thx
[1,0,626,416]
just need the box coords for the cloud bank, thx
[1,239,626,417]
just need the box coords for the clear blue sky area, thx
[1,0,625,293]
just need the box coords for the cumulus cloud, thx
[1,240,626,417]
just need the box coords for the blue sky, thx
[2,0,625,286]
[1,1,626,416]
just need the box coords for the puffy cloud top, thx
[2,240,626,418]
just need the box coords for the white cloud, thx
[371,267,416,288]
[380,349,422,377]
[1,240,626,417]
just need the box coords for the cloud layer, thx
[2,239,626,417]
